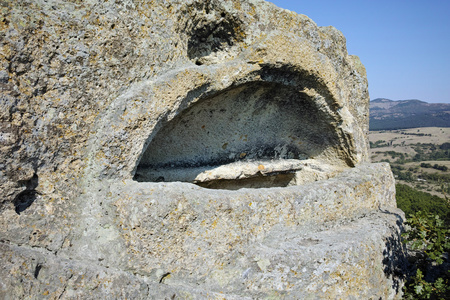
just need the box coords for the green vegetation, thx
[402,211,450,299]
[369,128,450,298]
[420,163,449,172]
[412,144,450,162]
[384,151,406,160]
[391,167,450,188]
[373,142,450,164]
[370,140,390,148]
[396,185,450,299]
[372,141,450,199]
[369,112,450,131]
[419,173,450,183]
[401,132,432,137]
[396,184,449,222]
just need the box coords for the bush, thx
[420,173,450,184]
[370,140,389,148]
[402,212,450,299]
[421,163,449,172]
[440,143,450,150]
[397,185,450,299]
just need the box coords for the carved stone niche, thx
[0,1,406,298]
[133,71,353,190]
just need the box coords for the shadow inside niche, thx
[134,81,341,188]
[196,172,296,190]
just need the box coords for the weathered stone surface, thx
[1,164,405,299]
[0,0,405,298]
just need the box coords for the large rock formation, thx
[0,0,406,298]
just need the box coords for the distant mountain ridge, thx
[369,98,450,130]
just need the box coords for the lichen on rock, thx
[0,0,405,299]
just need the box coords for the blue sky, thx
[268,1,450,103]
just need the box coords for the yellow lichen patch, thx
[258,164,265,170]
[211,219,218,228]
[241,134,248,141]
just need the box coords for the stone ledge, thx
[0,210,405,299]
[136,158,343,189]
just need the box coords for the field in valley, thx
[369,127,450,198]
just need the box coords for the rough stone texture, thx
[1,164,405,299]
[0,0,405,299]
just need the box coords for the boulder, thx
[0,0,405,298]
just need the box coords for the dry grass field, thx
[370,127,449,155]
[369,127,450,198]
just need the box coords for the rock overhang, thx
[84,2,371,182]
[133,76,348,188]
[91,51,366,188]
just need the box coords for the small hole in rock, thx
[159,272,171,283]
[34,263,42,279]
[14,173,40,215]
[186,12,244,60]
[14,190,39,214]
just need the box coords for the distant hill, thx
[369,98,450,130]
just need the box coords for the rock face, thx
[0,0,405,298]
